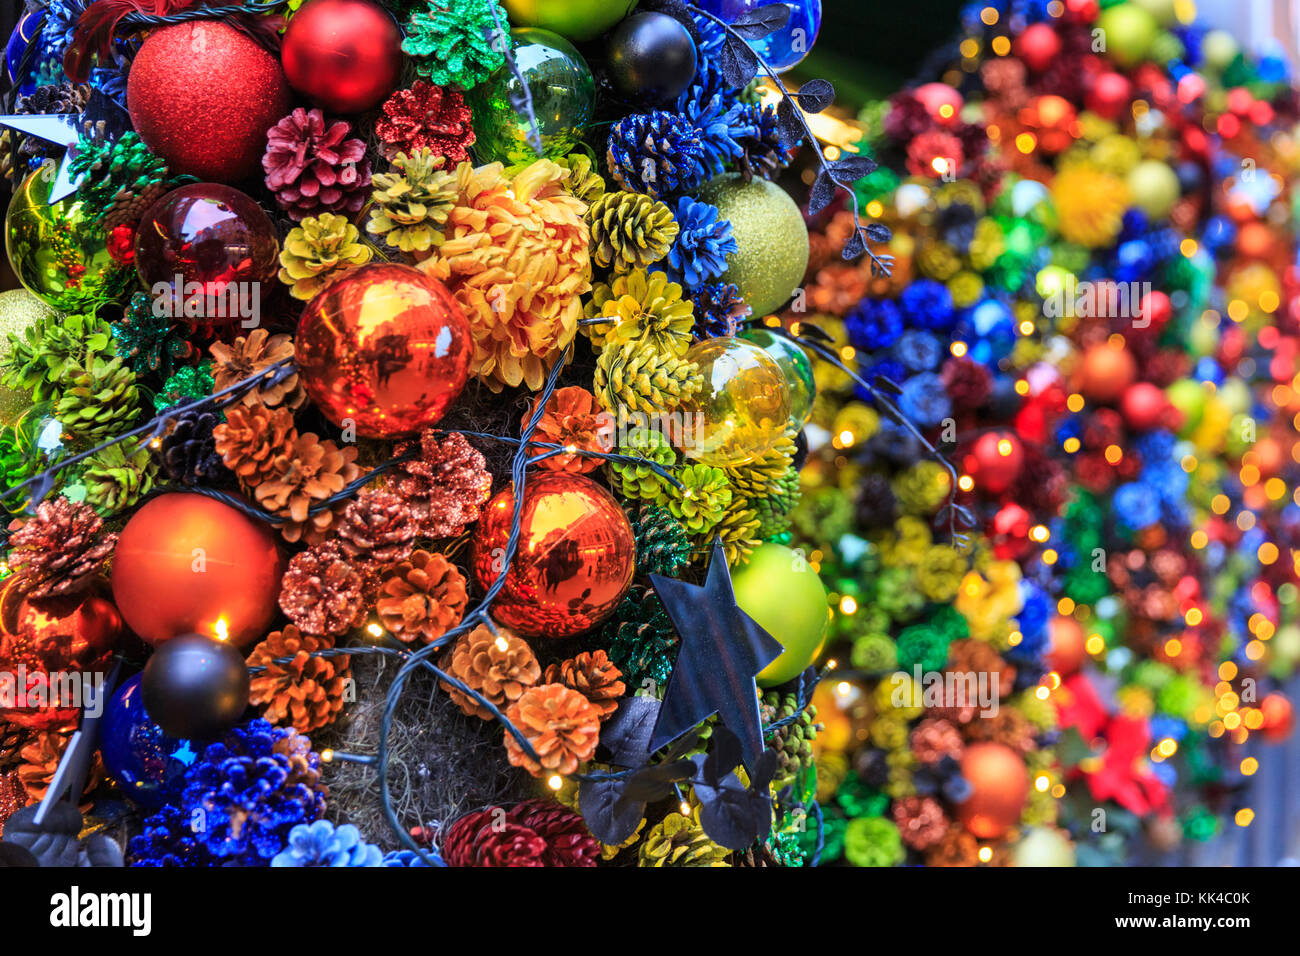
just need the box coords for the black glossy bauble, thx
[141,633,250,740]
[606,12,697,103]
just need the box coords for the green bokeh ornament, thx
[6,162,132,312]
[1126,159,1180,221]
[1095,3,1159,69]
[698,174,809,317]
[741,326,816,429]
[502,0,639,42]
[469,28,595,166]
[0,288,58,426]
[730,542,829,688]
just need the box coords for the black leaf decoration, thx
[620,759,696,803]
[718,33,760,88]
[807,169,837,215]
[80,833,124,867]
[775,96,805,145]
[578,777,646,846]
[864,221,893,243]
[690,730,779,850]
[1,803,83,867]
[830,154,878,180]
[728,2,792,40]
[792,322,835,345]
[841,229,865,261]
[0,843,38,867]
[597,696,661,768]
[795,78,835,114]
[872,374,904,396]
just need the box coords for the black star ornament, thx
[648,538,784,773]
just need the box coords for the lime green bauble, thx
[677,336,789,467]
[1188,312,1219,357]
[730,543,829,688]
[1166,379,1207,435]
[1217,378,1251,416]
[1012,827,1076,867]
[6,163,131,312]
[0,288,59,426]
[1201,29,1239,72]
[1131,0,1180,26]
[1126,159,1181,220]
[1096,4,1159,68]
[469,28,595,165]
[740,327,815,429]
[698,174,809,317]
[502,0,638,42]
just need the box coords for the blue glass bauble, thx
[695,0,822,73]
[4,12,44,98]
[101,674,192,808]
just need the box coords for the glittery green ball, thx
[697,174,809,318]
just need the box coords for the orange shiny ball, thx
[110,494,285,648]
[956,742,1029,840]
[1259,692,1294,743]
[472,473,635,638]
[295,263,472,439]
[1047,615,1087,675]
[1077,342,1137,404]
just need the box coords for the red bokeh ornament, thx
[126,22,291,182]
[110,494,285,649]
[965,431,1024,495]
[956,741,1030,840]
[1120,381,1170,430]
[1086,71,1133,121]
[1014,22,1061,72]
[913,82,964,126]
[1258,693,1294,743]
[133,184,280,326]
[1047,614,1087,676]
[1077,341,1137,404]
[472,473,636,639]
[281,0,404,114]
[295,263,472,439]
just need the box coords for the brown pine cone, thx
[440,624,540,720]
[964,707,1035,754]
[209,329,305,410]
[946,639,1015,699]
[272,729,328,801]
[279,541,367,637]
[17,726,103,807]
[892,795,948,851]
[388,431,492,539]
[6,497,116,598]
[543,651,625,719]
[247,626,351,733]
[0,720,34,771]
[336,488,417,564]
[925,826,980,867]
[376,550,468,644]
[503,683,601,777]
[255,433,361,545]
[213,404,298,486]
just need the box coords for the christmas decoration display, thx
[0,0,1293,876]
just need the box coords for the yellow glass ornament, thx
[675,336,789,467]
[0,288,59,426]
[740,327,815,428]
[5,162,132,311]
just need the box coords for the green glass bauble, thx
[502,0,639,42]
[1011,827,1076,867]
[469,27,595,166]
[0,288,58,426]
[698,174,809,317]
[730,542,829,688]
[1095,3,1159,68]
[1126,159,1180,221]
[6,163,132,311]
[741,327,815,429]
[677,336,789,467]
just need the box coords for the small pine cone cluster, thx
[212,405,297,486]
[440,800,599,867]
[503,683,601,777]
[543,651,625,719]
[263,107,372,221]
[335,488,417,564]
[209,329,304,411]
[587,191,679,272]
[247,626,351,733]
[376,550,468,644]
[388,431,492,539]
[17,726,104,807]
[6,497,116,598]
[157,409,225,486]
[279,541,367,637]
[256,434,361,545]
[440,625,540,720]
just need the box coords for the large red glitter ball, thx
[110,494,285,649]
[472,473,636,639]
[295,263,472,439]
[126,22,292,182]
[282,0,404,114]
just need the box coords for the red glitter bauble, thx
[126,22,292,182]
[0,577,124,729]
[1014,23,1062,73]
[1120,381,1170,430]
[295,263,472,439]
[110,494,285,649]
[472,473,635,639]
[282,0,403,114]
[1086,71,1133,121]
[965,431,1024,495]
[956,742,1029,840]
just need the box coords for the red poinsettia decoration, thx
[375,82,476,163]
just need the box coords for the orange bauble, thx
[957,742,1029,840]
[1047,615,1087,675]
[1258,692,1294,743]
[1077,341,1137,404]
[295,263,472,439]
[110,494,285,648]
[472,473,635,638]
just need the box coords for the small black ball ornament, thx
[607,11,697,103]
[141,633,250,740]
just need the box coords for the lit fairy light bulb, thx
[213,617,229,641]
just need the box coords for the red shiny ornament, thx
[134,184,279,327]
[1021,94,1077,154]
[965,431,1024,495]
[1077,342,1137,404]
[990,502,1032,559]
[126,22,291,182]
[1047,615,1087,676]
[0,577,124,729]
[1137,290,1172,328]
[295,263,472,439]
[1120,381,1170,430]
[1064,0,1101,22]
[956,742,1029,840]
[110,494,285,649]
[107,225,135,265]
[472,473,635,639]
[912,82,964,126]
[1014,23,1062,73]
[281,0,403,114]
[1236,221,1276,260]
[1086,71,1132,121]
[1258,693,1294,743]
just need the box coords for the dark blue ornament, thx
[101,674,191,808]
[4,11,44,97]
[695,0,822,73]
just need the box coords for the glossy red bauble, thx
[1077,342,1137,404]
[957,742,1029,840]
[966,431,1024,495]
[1086,71,1133,121]
[110,494,285,649]
[1047,615,1087,676]
[913,82,963,126]
[472,473,635,639]
[127,22,292,182]
[281,0,403,114]
[1120,381,1170,430]
[1258,693,1294,743]
[1014,23,1062,73]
